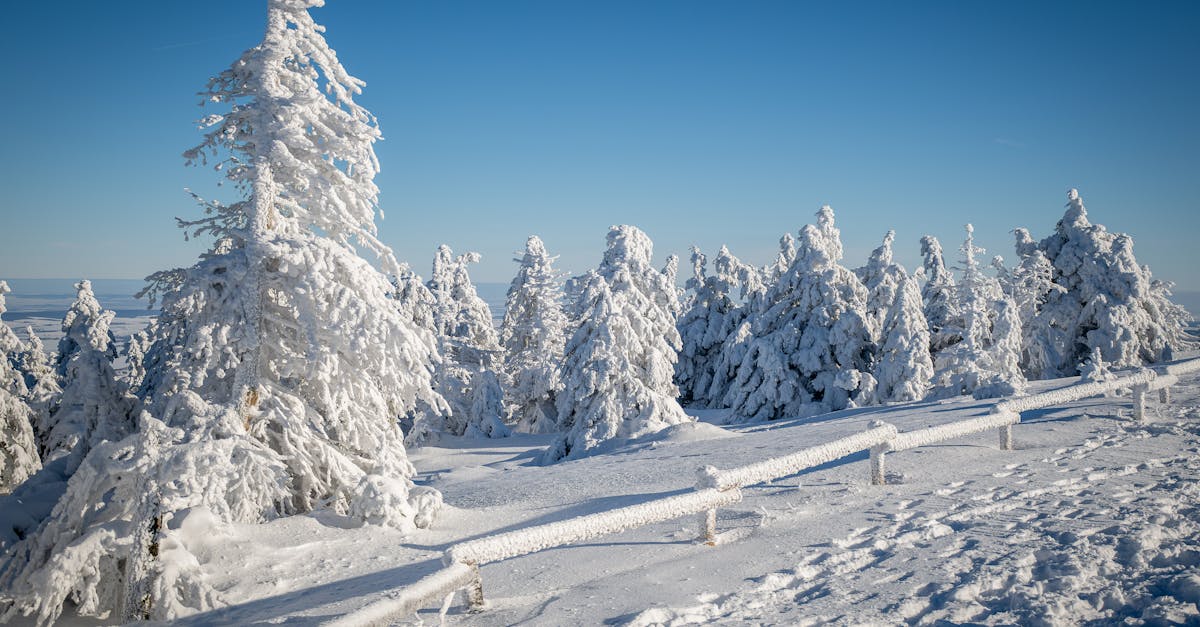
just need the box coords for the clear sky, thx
[1,1,1197,290]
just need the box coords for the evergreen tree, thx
[930,225,1026,399]
[0,3,444,621]
[1028,189,1192,373]
[675,246,738,407]
[920,234,959,353]
[38,281,136,469]
[724,207,875,422]
[123,327,152,392]
[412,244,508,442]
[500,236,568,433]
[1006,231,1068,379]
[702,245,763,408]
[392,264,438,334]
[15,327,62,449]
[874,275,934,403]
[544,226,691,462]
[0,282,40,494]
[856,230,908,354]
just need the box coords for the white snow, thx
[0,356,1172,626]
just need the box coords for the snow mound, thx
[641,421,739,444]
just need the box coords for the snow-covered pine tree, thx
[15,327,61,449]
[415,244,508,441]
[1006,230,1068,379]
[702,245,764,408]
[0,282,40,494]
[500,236,568,433]
[392,264,438,334]
[724,207,875,422]
[123,327,152,392]
[930,225,1026,399]
[1028,189,1192,373]
[37,281,136,470]
[856,230,908,340]
[874,275,934,403]
[675,246,739,407]
[920,234,959,354]
[0,3,444,622]
[763,232,797,283]
[544,226,692,463]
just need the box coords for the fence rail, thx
[325,357,1199,625]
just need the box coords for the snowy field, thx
[19,361,1186,626]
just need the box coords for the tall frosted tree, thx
[930,225,1026,399]
[703,245,764,408]
[0,282,40,494]
[675,246,739,407]
[409,244,508,442]
[1005,230,1068,379]
[874,275,934,402]
[15,327,61,450]
[920,234,959,353]
[0,2,444,622]
[1025,189,1192,374]
[856,230,906,334]
[392,264,438,334]
[500,236,568,433]
[724,207,875,422]
[544,226,691,463]
[39,281,136,471]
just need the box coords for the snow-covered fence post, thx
[999,423,1014,451]
[696,465,722,545]
[1159,386,1170,405]
[1132,383,1148,421]
[466,564,485,612]
[867,421,895,486]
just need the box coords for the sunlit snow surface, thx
[3,280,1196,625]
[30,361,1184,627]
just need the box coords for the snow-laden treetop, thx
[181,0,396,273]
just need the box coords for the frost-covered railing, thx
[326,356,1200,625]
[324,562,477,627]
[326,486,744,624]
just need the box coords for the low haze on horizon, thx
[1,1,1197,289]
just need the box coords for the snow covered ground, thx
[27,360,1187,626]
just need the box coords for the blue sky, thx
[1,1,1197,290]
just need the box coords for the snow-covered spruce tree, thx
[0,282,40,494]
[724,207,875,422]
[123,326,154,392]
[1028,189,1192,373]
[930,225,1026,399]
[675,246,740,407]
[392,263,438,334]
[763,232,797,284]
[1005,230,1069,379]
[37,281,136,470]
[702,245,765,408]
[0,3,445,622]
[856,230,908,339]
[874,275,934,403]
[412,244,508,442]
[543,226,692,463]
[920,234,959,354]
[15,328,62,450]
[500,236,568,433]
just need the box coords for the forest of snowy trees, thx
[0,0,1195,624]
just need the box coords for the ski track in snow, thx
[632,409,1200,626]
